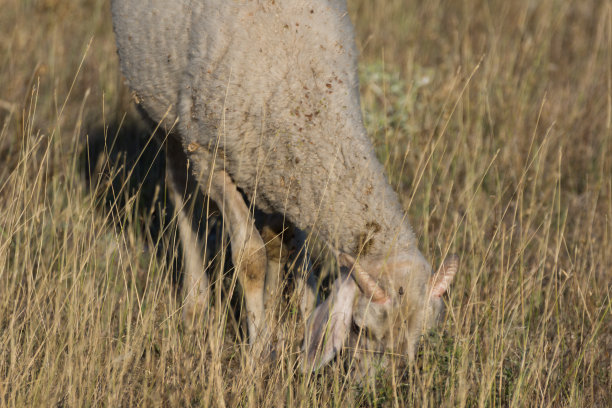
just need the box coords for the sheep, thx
[111,0,458,370]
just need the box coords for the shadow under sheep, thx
[80,110,222,296]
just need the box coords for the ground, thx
[0,0,610,406]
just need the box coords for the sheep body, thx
[112,0,415,257]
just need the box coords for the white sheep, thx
[111,0,458,369]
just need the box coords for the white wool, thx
[111,0,416,259]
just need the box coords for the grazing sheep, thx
[111,0,458,369]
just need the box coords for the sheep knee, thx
[236,234,267,288]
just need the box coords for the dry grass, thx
[1,0,611,406]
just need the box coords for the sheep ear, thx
[302,276,357,371]
[429,254,459,299]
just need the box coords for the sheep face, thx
[303,253,457,370]
[351,253,453,360]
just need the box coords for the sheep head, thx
[303,251,458,370]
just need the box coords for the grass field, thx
[1,0,611,406]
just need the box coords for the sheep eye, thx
[398,286,404,296]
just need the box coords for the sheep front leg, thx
[209,171,268,344]
[165,136,210,330]
[260,219,317,322]
[188,149,268,345]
